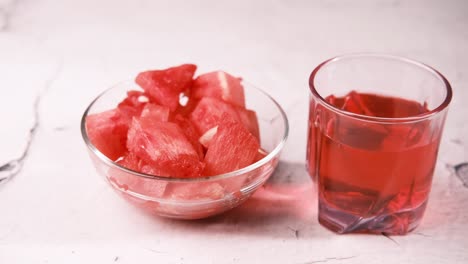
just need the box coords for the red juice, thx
[308,91,441,234]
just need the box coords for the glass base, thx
[318,198,427,235]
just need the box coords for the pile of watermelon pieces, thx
[86,64,263,178]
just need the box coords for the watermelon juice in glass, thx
[306,54,452,235]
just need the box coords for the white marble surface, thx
[1,0,468,263]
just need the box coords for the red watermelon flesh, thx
[117,151,143,171]
[192,71,245,107]
[118,90,148,121]
[190,97,260,141]
[136,64,197,111]
[342,91,374,116]
[140,103,170,124]
[86,109,128,161]
[235,107,260,141]
[172,114,204,160]
[203,116,260,176]
[189,97,240,134]
[87,65,264,180]
[115,152,167,197]
[126,118,203,177]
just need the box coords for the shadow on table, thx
[137,161,457,239]
[156,161,325,239]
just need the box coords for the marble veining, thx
[454,163,468,187]
[0,61,62,184]
[381,232,399,245]
[450,138,463,146]
[0,0,18,31]
[0,94,38,184]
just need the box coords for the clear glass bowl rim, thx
[81,80,289,182]
[308,53,453,124]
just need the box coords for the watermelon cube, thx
[140,103,170,123]
[189,97,240,134]
[190,97,260,141]
[342,91,374,116]
[118,90,148,121]
[117,151,143,172]
[136,64,197,111]
[235,107,260,141]
[115,152,167,197]
[192,71,245,107]
[86,109,128,161]
[325,94,344,109]
[172,114,205,160]
[126,118,203,177]
[203,116,260,176]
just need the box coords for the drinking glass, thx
[306,54,452,234]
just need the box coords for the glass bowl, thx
[81,80,289,219]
